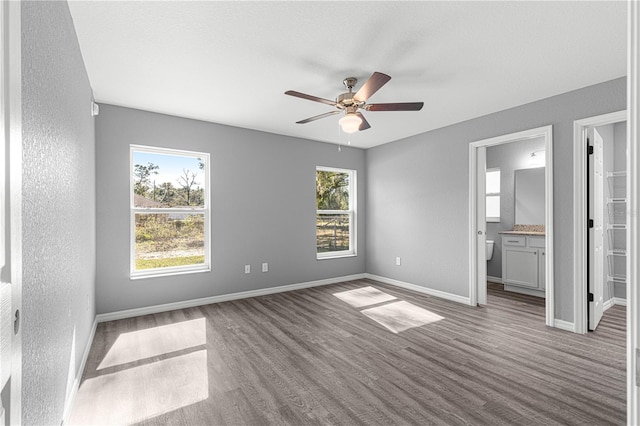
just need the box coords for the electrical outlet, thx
[395,257,401,266]
[244,264,251,274]
[262,262,268,272]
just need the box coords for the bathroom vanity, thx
[501,231,545,297]
[498,167,546,297]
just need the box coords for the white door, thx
[476,147,487,305]
[588,128,604,330]
[1,1,22,423]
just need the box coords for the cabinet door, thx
[538,250,546,290]
[503,247,539,288]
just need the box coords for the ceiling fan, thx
[285,71,424,133]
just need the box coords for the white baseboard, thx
[604,298,615,311]
[487,275,503,284]
[364,273,471,306]
[503,284,545,298]
[97,273,366,322]
[553,319,575,332]
[62,317,97,424]
[613,297,627,307]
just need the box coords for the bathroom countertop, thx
[499,230,546,236]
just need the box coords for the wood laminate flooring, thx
[69,279,626,425]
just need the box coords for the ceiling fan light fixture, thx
[339,113,362,133]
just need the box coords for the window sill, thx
[317,253,357,261]
[130,265,210,280]
[486,217,500,223]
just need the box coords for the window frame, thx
[316,166,357,259]
[486,167,501,222]
[130,144,211,279]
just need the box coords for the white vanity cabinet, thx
[502,235,545,296]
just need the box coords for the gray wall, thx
[366,77,625,323]
[22,2,96,425]
[486,137,546,279]
[96,105,365,314]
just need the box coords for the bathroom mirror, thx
[515,167,545,224]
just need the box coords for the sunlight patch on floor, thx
[98,318,206,370]
[361,301,444,333]
[69,350,208,425]
[333,286,397,308]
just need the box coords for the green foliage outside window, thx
[316,169,353,254]
[316,170,349,210]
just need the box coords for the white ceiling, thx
[68,1,627,149]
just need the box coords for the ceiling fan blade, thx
[353,72,391,102]
[285,90,336,107]
[296,110,340,124]
[366,102,424,111]
[355,112,371,131]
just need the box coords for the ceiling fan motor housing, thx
[336,92,365,110]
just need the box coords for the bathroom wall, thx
[485,137,546,280]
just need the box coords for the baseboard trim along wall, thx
[605,297,627,311]
[604,298,615,312]
[364,273,471,305]
[613,297,627,307]
[487,276,503,284]
[553,319,575,333]
[62,317,98,424]
[96,273,367,322]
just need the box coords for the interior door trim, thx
[572,110,626,335]
[468,125,554,327]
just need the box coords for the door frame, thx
[627,1,639,421]
[468,125,554,327]
[572,110,626,335]
[1,1,22,424]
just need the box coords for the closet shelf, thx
[607,224,628,230]
[607,171,627,178]
[607,275,627,284]
[608,249,627,256]
[607,198,627,204]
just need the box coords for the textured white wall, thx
[366,78,626,322]
[22,2,96,425]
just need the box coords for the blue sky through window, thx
[133,151,205,189]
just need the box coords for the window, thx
[486,168,500,222]
[130,145,210,278]
[316,166,356,258]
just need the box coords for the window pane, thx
[486,170,500,194]
[133,151,205,208]
[317,214,350,253]
[486,195,500,218]
[316,170,350,210]
[134,213,205,270]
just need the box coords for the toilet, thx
[486,240,494,261]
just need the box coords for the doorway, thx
[573,111,627,333]
[0,1,23,424]
[469,125,554,327]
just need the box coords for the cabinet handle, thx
[507,240,519,243]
